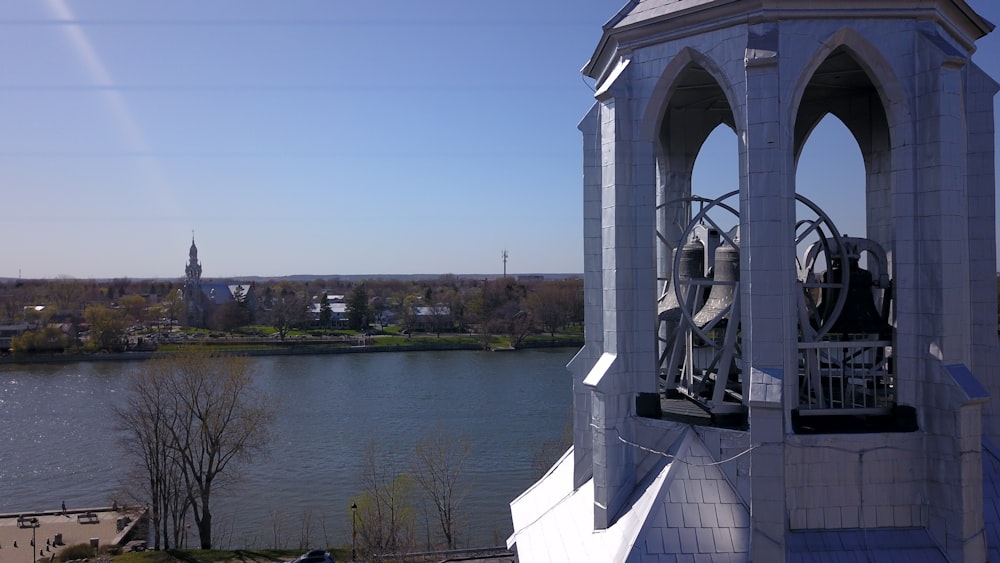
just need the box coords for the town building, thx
[412,305,453,333]
[182,237,256,328]
[310,294,348,329]
[0,323,30,351]
[508,1,1000,561]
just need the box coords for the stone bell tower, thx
[508,1,1000,561]
[183,235,206,328]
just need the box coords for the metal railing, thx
[798,337,893,414]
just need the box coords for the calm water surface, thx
[0,348,574,548]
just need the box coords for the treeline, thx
[0,275,583,352]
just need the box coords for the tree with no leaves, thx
[115,350,274,549]
[115,365,186,550]
[354,441,417,560]
[412,429,471,550]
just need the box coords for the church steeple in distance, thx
[186,233,202,283]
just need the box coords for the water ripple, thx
[0,349,573,547]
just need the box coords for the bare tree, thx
[412,429,471,550]
[468,278,532,348]
[115,350,274,550]
[525,283,570,338]
[114,363,191,549]
[531,411,574,478]
[158,289,186,333]
[268,291,309,339]
[354,441,417,561]
[433,304,456,336]
[47,276,88,314]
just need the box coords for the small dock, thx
[0,505,146,558]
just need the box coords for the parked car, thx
[292,549,335,563]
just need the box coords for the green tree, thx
[10,326,71,353]
[347,283,370,331]
[118,294,148,325]
[84,304,127,351]
[319,292,332,327]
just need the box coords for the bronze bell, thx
[659,240,705,321]
[692,242,739,329]
[818,257,892,338]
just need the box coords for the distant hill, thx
[240,273,581,282]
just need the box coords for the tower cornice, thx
[584,0,994,85]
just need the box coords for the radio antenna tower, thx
[502,249,509,277]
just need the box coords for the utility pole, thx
[502,249,508,278]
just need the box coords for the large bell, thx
[818,257,892,338]
[692,242,739,329]
[659,240,705,320]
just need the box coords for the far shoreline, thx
[0,338,582,366]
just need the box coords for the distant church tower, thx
[509,1,999,561]
[184,235,205,327]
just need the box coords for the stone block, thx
[841,506,860,528]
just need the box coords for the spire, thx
[186,232,202,282]
[189,231,198,260]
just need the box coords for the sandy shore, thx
[0,506,145,561]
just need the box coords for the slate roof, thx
[508,428,750,562]
[509,428,1000,561]
[786,528,946,562]
[201,283,250,305]
[609,0,721,31]
[603,0,992,34]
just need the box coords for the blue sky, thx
[1,1,998,279]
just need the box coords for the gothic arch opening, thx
[794,45,894,252]
[653,61,737,284]
[693,125,740,200]
[652,60,741,414]
[791,46,898,428]
[796,115,866,259]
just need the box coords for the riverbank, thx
[0,336,582,366]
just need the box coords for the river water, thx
[0,348,575,549]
